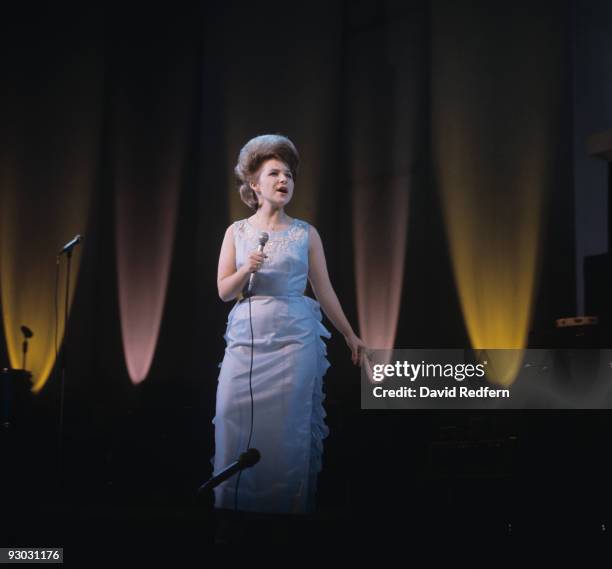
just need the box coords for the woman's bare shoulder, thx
[306,222,321,236]
[224,219,248,236]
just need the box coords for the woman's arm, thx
[217,224,268,301]
[217,225,249,302]
[308,225,366,365]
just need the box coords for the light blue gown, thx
[211,218,331,513]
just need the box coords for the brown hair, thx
[234,134,299,210]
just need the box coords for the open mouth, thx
[276,188,288,194]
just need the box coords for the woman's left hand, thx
[344,333,368,367]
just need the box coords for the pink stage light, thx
[115,161,180,385]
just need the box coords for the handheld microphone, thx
[198,448,261,494]
[245,231,269,297]
[58,234,82,256]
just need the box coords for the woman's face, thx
[250,158,294,209]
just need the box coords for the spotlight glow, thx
[115,182,179,384]
[353,177,409,350]
[431,1,562,385]
[1,160,91,393]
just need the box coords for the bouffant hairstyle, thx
[235,134,299,210]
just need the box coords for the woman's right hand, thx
[243,250,267,274]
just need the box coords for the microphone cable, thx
[234,293,256,513]
[232,231,267,512]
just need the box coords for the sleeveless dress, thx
[211,217,331,513]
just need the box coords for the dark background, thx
[1,0,612,554]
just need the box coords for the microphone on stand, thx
[58,234,82,257]
[244,232,269,298]
[20,325,33,371]
[197,448,261,494]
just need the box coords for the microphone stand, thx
[21,339,27,371]
[57,249,73,493]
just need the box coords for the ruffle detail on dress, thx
[210,321,232,472]
[303,296,332,511]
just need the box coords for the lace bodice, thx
[233,218,310,297]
